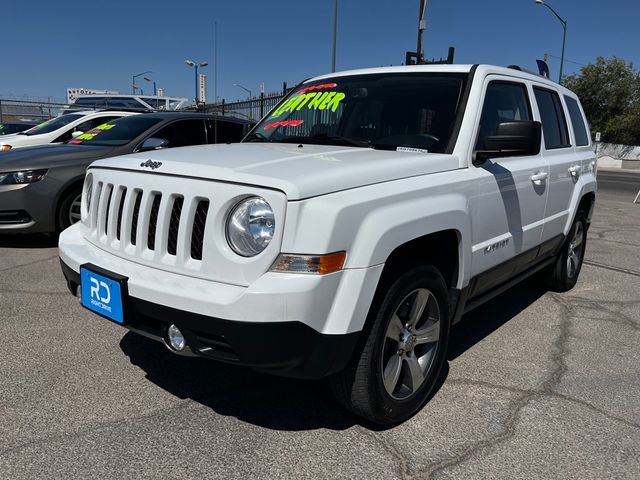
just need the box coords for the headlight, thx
[226,196,275,257]
[0,169,47,185]
[1,145,12,151]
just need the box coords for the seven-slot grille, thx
[87,181,209,263]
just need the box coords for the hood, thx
[0,132,42,148]
[0,133,21,145]
[88,143,459,200]
[0,144,115,171]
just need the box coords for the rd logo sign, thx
[80,267,125,324]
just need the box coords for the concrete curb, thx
[596,156,640,170]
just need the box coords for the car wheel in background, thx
[57,188,82,232]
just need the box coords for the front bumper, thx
[0,182,56,233]
[58,224,384,379]
[61,260,358,378]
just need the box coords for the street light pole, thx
[535,0,567,84]
[143,76,157,96]
[185,60,209,103]
[132,70,152,94]
[233,84,252,99]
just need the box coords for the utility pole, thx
[214,21,218,106]
[331,0,338,72]
[416,0,428,62]
[214,21,218,143]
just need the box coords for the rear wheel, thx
[57,188,82,232]
[545,209,588,292]
[330,266,450,424]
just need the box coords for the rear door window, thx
[206,119,247,144]
[563,96,590,146]
[533,87,570,149]
[152,119,207,147]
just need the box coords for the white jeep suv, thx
[59,65,596,424]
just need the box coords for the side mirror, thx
[139,137,169,151]
[71,130,84,139]
[473,121,541,165]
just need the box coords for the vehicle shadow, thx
[0,233,58,248]
[119,332,358,431]
[448,277,547,360]
[120,277,547,431]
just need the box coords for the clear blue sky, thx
[1,0,638,102]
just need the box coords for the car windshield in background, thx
[66,116,162,147]
[248,73,467,153]
[23,114,84,136]
[0,123,33,135]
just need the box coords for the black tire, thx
[545,209,588,292]
[57,187,83,232]
[330,265,450,425]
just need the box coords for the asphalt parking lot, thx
[1,171,639,479]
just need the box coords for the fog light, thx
[77,285,82,303]
[167,324,186,351]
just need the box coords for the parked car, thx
[0,110,138,150]
[58,65,596,424]
[0,112,252,232]
[0,121,38,136]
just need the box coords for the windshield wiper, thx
[280,134,371,148]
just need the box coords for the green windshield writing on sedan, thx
[67,123,115,143]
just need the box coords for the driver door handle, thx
[530,171,548,185]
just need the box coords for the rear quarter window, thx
[533,87,570,149]
[564,96,590,146]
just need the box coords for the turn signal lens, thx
[1,145,12,151]
[270,251,346,275]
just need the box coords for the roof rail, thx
[507,62,552,81]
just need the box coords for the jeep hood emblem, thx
[140,160,162,170]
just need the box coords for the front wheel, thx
[330,266,450,424]
[57,188,82,232]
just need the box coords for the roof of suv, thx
[310,64,573,96]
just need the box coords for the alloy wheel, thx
[566,221,584,278]
[381,288,441,400]
[68,193,82,225]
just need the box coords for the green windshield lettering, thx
[77,133,97,140]
[318,92,337,110]
[322,92,345,112]
[271,98,294,117]
[271,90,345,118]
[283,94,306,113]
[308,92,328,109]
[294,92,316,111]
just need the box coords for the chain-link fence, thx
[2,85,295,125]
[0,98,69,123]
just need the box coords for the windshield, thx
[67,115,163,146]
[23,114,84,136]
[0,123,32,135]
[248,73,467,153]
